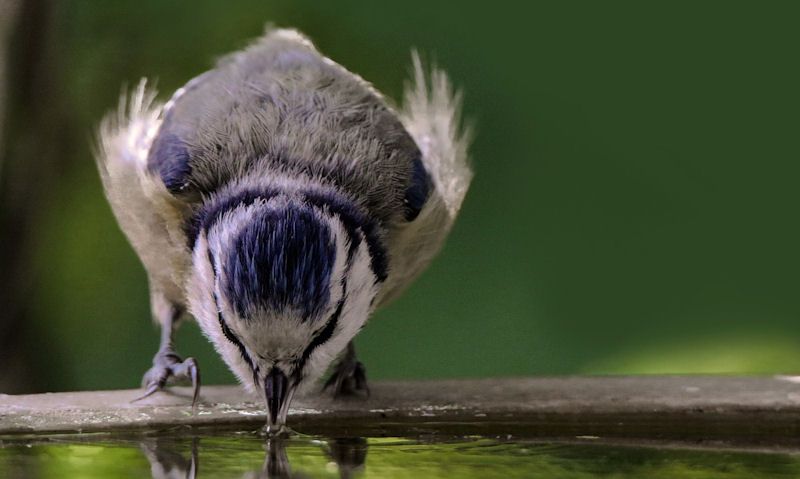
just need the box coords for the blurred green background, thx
[2,0,800,393]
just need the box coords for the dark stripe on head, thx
[185,187,282,248]
[224,203,336,320]
[302,190,388,282]
[188,186,388,283]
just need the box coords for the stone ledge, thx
[3,376,800,445]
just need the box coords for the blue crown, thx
[223,203,336,320]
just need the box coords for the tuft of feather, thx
[97,79,162,175]
[401,52,473,219]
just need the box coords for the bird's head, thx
[185,188,385,430]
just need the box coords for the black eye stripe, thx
[292,254,351,382]
[208,246,258,378]
[293,288,345,383]
[299,252,353,366]
[216,296,258,376]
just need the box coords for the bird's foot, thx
[323,353,369,398]
[135,351,201,407]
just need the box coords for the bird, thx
[95,28,472,431]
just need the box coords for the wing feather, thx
[96,80,191,306]
[378,55,473,306]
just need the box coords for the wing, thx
[95,80,192,305]
[377,54,473,306]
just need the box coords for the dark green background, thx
[6,1,800,392]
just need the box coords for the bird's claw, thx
[323,356,369,398]
[134,352,201,408]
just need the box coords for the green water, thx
[1,433,798,478]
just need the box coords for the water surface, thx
[1,433,798,478]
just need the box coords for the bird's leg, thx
[135,299,200,406]
[323,342,369,398]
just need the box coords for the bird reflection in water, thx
[140,435,367,479]
[140,437,198,479]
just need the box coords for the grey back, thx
[147,32,420,224]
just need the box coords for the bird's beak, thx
[264,368,296,432]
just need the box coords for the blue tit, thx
[96,29,472,431]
